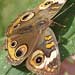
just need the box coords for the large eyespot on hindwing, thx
[20,12,35,22]
[15,45,28,58]
[26,49,59,73]
[39,0,53,10]
[26,50,45,69]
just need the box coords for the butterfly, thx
[5,0,67,74]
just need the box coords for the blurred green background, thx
[0,0,75,75]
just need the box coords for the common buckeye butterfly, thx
[5,0,67,75]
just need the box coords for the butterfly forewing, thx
[6,26,41,66]
[6,0,67,36]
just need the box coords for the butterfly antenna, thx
[53,3,75,20]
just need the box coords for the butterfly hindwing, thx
[26,28,61,75]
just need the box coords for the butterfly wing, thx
[6,0,67,36]
[5,8,53,66]
[26,28,61,75]
[5,0,67,66]
[6,25,41,66]
[35,0,67,20]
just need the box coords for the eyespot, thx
[45,1,51,5]
[16,50,23,57]
[20,12,34,21]
[11,41,17,48]
[35,55,43,64]
[13,24,20,29]
[15,45,28,58]
[39,0,53,10]
[29,50,45,68]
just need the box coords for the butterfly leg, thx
[52,21,66,28]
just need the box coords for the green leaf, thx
[0,0,75,75]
